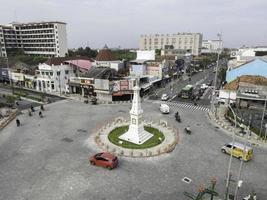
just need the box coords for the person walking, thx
[28,109,32,116]
[39,111,43,118]
[16,118,20,127]
[40,105,44,111]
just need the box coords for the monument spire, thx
[119,78,153,144]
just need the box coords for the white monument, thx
[119,79,153,144]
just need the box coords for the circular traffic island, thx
[108,125,165,149]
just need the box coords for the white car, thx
[200,83,208,90]
[160,104,170,114]
[161,94,169,101]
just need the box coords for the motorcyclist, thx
[185,125,191,132]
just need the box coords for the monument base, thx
[119,125,153,145]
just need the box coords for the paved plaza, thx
[0,99,266,200]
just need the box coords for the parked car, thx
[221,142,253,161]
[89,152,118,170]
[161,94,169,101]
[160,104,170,114]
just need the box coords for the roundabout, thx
[108,125,165,149]
[93,78,178,157]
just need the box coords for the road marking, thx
[155,101,210,112]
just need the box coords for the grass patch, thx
[108,125,165,149]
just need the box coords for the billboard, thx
[94,79,109,90]
[112,81,120,92]
[136,50,155,60]
[120,80,129,90]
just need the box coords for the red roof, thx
[64,59,93,71]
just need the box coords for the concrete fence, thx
[94,117,179,158]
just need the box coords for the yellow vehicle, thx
[221,142,253,161]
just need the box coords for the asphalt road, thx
[0,100,266,200]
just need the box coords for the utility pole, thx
[211,33,222,114]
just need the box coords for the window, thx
[50,72,53,76]
[65,70,69,75]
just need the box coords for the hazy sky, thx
[0,0,267,49]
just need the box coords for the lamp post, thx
[225,103,237,200]
[233,124,250,200]
[264,123,267,142]
[57,69,61,96]
[211,33,222,114]
[259,97,267,140]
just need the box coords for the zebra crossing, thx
[155,101,210,112]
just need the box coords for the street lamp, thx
[57,69,61,96]
[264,123,267,141]
[225,103,237,200]
[234,124,250,200]
[211,33,222,114]
[259,97,267,139]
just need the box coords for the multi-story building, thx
[0,26,7,57]
[0,21,67,57]
[201,39,223,54]
[139,33,203,56]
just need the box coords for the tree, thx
[218,68,227,82]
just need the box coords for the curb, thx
[93,118,179,158]
[207,110,266,148]
[0,109,18,131]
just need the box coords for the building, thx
[0,21,67,57]
[222,75,267,108]
[0,26,7,57]
[36,57,92,94]
[226,58,267,83]
[94,45,124,71]
[139,33,203,56]
[201,40,223,54]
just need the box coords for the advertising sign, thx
[120,80,129,90]
[112,81,120,92]
[94,79,109,90]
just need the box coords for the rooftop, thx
[224,75,267,90]
[95,45,116,61]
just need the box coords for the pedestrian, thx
[31,105,35,112]
[16,118,20,127]
[28,109,32,116]
[40,105,44,111]
[39,111,43,118]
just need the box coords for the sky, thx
[0,0,267,49]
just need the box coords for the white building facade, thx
[0,26,7,57]
[201,40,223,53]
[139,33,203,56]
[0,21,68,57]
[36,63,74,94]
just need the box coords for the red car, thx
[89,152,118,170]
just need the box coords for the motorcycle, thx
[184,126,191,134]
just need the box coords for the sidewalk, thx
[207,105,267,148]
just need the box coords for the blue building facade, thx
[226,58,267,83]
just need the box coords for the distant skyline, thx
[0,0,267,49]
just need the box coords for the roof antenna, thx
[14,9,18,22]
